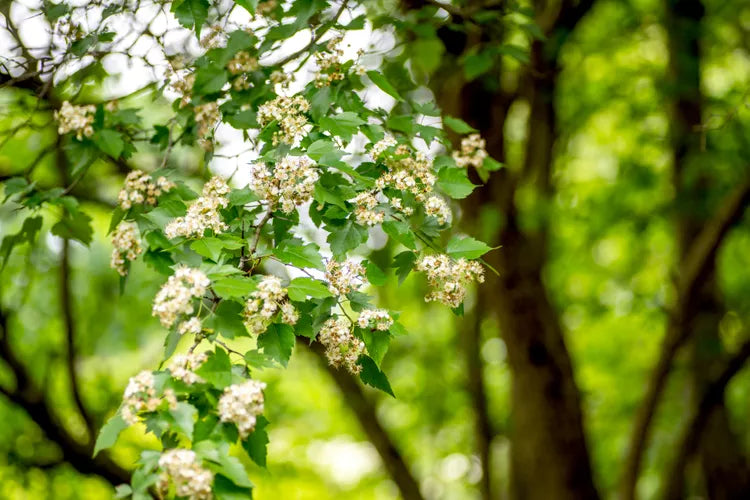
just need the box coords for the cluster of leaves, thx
[2,0,497,497]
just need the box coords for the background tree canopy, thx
[1,0,750,498]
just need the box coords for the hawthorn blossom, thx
[424,195,452,225]
[167,351,208,385]
[248,156,318,213]
[351,192,384,226]
[157,449,214,500]
[164,176,230,239]
[243,275,298,334]
[357,309,393,331]
[54,101,95,139]
[257,95,310,145]
[217,379,266,437]
[118,170,175,210]
[452,133,488,169]
[318,317,366,374]
[152,266,210,328]
[325,259,368,296]
[110,222,142,276]
[415,254,485,308]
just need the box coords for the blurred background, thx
[2,0,750,498]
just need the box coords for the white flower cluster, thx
[257,95,310,145]
[376,145,436,202]
[314,36,345,87]
[165,176,230,239]
[248,155,318,213]
[351,192,384,226]
[217,379,266,438]
[54,101,95,139]
[118,170,175,210]
[325,259,368,296]
[452,134,488,169]
[228,51,258,74]
[370,134,397,158]
[152,266,210,329]
[157,449,214,500]
[194,102,221,150]
[178,316,202,336]
[122,370,175,425]
[243,275,298,334]
[415,254,485,308]
[200,24,226,49]
[357,308,393,331]
[168,351,208,385]
[110,222,142,276]
[424,195,452,225]
[167,71,195,108]
[318,317,366,374]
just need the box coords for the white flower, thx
[110,222,142,276]
[257,95,310,145]
[424,195,452,225]
[370,134,397,158]
[318,317,366,374]
[54,101,95,139]
[217,379,266,437]
[122,370,161,425]
[118,170,175,210]
[158,449,214,500]
[325,259,368,296]
[165,176,229,239]
[351,192,385,226]
[243,275,297,334]
[452,133,488,169]
[415,254,484,308]
[227,51,258,74]
[248,156,318,213]
[357,309,393,331]
[168,351,208,385]
[178,317,202,336]
[152,266,210,328]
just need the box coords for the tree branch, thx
[661,337,750,500]
[302,341,425,500]
[621,178,750,499]
[0,306,131,486]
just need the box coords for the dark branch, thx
[662,338,750,500]
[302,341,425,500]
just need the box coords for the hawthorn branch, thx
[302,341,425,500]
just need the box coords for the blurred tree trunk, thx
[664,0,750,496]
[426,2,599,497]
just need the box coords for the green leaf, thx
[463,51,494,81]
[216,454,253,488]
[228,187,259,206]
[233,0,258,14]
[446,236,492,259]
[93,412,127,456]
[286,277,331,301]
[191,236,244,261]
[0,216,43,269]
[361,329,390,367]
[364,260,387,286]
[358,356,394,396]
[497,44,530,64]
[169,402,197,439]
[93,129,125,158]
[411,38,444,75]
[327,220,367,257]
[194,67,228,95]
[443,116,477,134]
[213,276,257,298]
[51,210,93,245]
[307,139,338,161]
[205,300,247,339]
[242,415,269,467]
[437,167,476,199]
[273,239,324,270]
[382,220,416,249]
[195,347,233,389]
[319,112,365,141]
[172,0,210,36]
[366,71,403,100]
[393,251,417,285]
[213,474,253,500]
[258,323,295,367]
